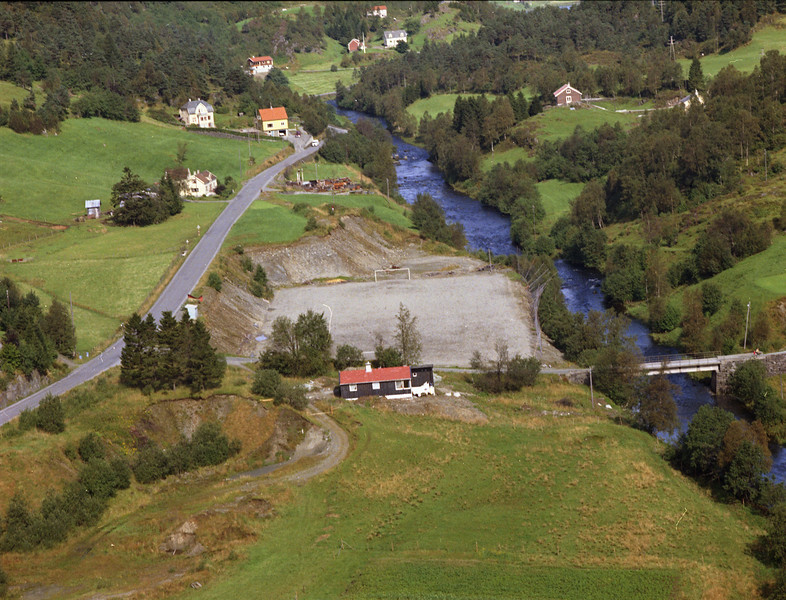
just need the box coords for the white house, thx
[383,29,407,48]
[186,169,218,197]
[367,5,387,17]
[85,199,101,219]
[247,56,273,75]
[179,98,215,128]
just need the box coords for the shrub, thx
[305,216,319,231]
[132,444,170,484]
[240,255,254,272]
[36,394,65,434]
[79,458,125,500]
[648,297,681,333]
[207,272,222,292]
[251,368,281,397]
[334,344,365,370]
[0,564,7,596]
[506,355,541,389]
[77,432,105,462]
[189,422,241,467]
[701,282,724,316]
[0,492,38,552]
[274,382,308,410]
[18,409,37,432]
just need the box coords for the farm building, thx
[348,37,366,52]
[179,98,215,128]
[367,5,387,17]
[339,363,435,400]
[247,56,273,75]
[258,106,289,136]
[553,83,582,106]
[84,199,101,219]
[186,170,218,197]
[383,30,407,48]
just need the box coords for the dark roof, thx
[553,83,582,97]
[180,98,213,114]
[165,167,189,180]
[383,30,407,39]
[340,365,410,385]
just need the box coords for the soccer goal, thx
[374,267,411,282]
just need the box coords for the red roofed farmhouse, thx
[247,55,273,75]
[339,363,435,400]
[258,106,289,136]
[553,83,582,106]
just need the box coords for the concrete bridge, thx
[640,350,786,393]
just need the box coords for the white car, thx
[311,139,319,147]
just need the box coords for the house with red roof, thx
[258,106,289,136]
[367,5,387,17]
[553,83,582,106]
[247,56,274,75]
[339,362,434,400]
[348,37,366,53]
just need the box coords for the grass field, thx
[481,146,532,170]
[408,6,482,51]
[0,117,287,223]
[678,16,786,78]
[531,106,640,144]
[0,80,44,108]
[274,191,413,229]
[221,199,307,249]
[0,203,223,353]
[288,68,354,95]
[284,160,362,181]
[174,384,766,600]
[0,372,768,599]
[537,179,585,223]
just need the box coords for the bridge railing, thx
[640,351,721,365]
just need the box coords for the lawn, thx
[537,179,585,223]
[531,105,640,144]
[482,146,532,171]
[589,98,655,111]
[288,36,346,71]
[284,160,362,181]
[0,117,287,223]
[678,16,786,78]
[0,80,44,108]
[0,203,223,353]
[406,87,533,125]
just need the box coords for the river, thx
[329,102,786,481]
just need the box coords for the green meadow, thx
[408,6,482,51]
[288,68,354,95]
[531,105,639,143]
[407,93,499,123]
[178,387,766,600]
[276,192,413,229]
[222,199,308,248]
[482,146,532,170]
[0,80,44,107]
[678,16,786,78]
[0,117,286,223]
[537,179,585,223]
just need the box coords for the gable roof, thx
[383,30,407,39]
[85,199,101,209]
[180,98,213,113]
[194,170,216,184]
[165,167,189,181]
[340,365,411,385]
[258,106,288,122]
[373,5,387,9]
[248,56,273,64]
[553,82,582,97]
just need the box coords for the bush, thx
[36,394,65,434]
[305,216,319,231]
[274,381,308,410]
[240,255,254,272]
[18,409,37,432]
[189,422,241,467]
[701,282,724,316]
[335,344,365,370]
[207,272,222,292]
[78,458,125,500]
[648,297,681,333]
[506,355,541,389]
[132,444,170,484]
[251,368,281,397]
[77,432,105,462]
[0,564,7,597]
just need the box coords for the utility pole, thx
[69,291,75,333]
[238,148,242,180]
[589,367,594,408]
[765,149,768,182]
[744,300,751,349]
[669,36,675,61]
[659,0,664,22]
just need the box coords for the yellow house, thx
[258,106,288,136]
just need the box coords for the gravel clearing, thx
[262,271,534,367]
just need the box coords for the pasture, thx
[531,105,639,144]
[537,179,585,223]
[288,68,353,96]
[0,117,286,223]
[678,16,786,78]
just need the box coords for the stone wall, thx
[0,371,50,411]
[714,353,786,394]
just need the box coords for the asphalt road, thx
[0,136,321,427]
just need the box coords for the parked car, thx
[311,139,319,147]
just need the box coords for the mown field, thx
[531,105,640,143]
[288,68,354,96]
[678,15,786,78]
[0,80,44,107]
[537,179,585,223]
[0,117,287,353]
[0,372,770,600]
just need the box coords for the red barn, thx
[553,83,582,106]
[347,38,366,52]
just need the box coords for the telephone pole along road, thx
[0,138,322,427]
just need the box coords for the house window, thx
[348,384,357,392]
[372,382,380,390]
[566,95,572,103]
[395,380,408,390]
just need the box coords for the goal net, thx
[374,267,411,282]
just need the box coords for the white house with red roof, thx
[553,83,582,106]
[183,169,217,197]
[367,5,387,17]
[247,56,274,75]
[339,363,435,400]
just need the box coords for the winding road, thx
[0,136,322,427]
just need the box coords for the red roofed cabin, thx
[339,363,435,400]
[367,5,387,17]
[258,106,289,136]
[248,56,273,75]
[348,38,366,52]
[553,83,582,106]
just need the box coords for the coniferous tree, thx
[687,57,705,92]
[43,299,75,357]
[182,317,226,392]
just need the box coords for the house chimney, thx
[365,361,372,373]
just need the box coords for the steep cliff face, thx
[0,371,50,411]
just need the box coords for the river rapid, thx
[329,102,786,481]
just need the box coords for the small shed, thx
[85,199,101,219]
[411,365,435,397]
